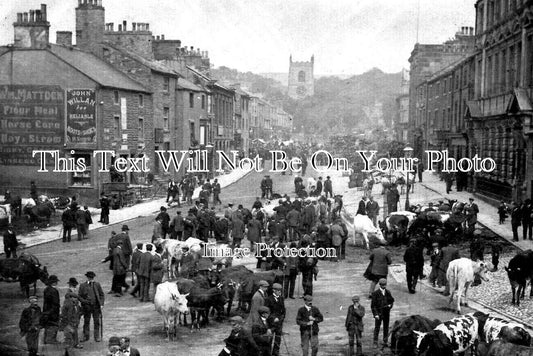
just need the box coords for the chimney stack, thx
[146,23,150,31]
[56,31,72,46]
[14,4,50,49]
[123,20,127,31]
[118,24,122,31]
[132,22,136,31]
[161,34,165,40]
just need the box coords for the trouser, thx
[288,226,299,241]
[100,211,109,224]
[284,269,297,298]
[300,330,318,356]
[25,329,40,356]
[213,192,222,205]
[82,306,101,341]
[171,230,183,240]
[233,238,242,248]
[348,328,363,356]
[64,324,80,350]
[373,312,390,344]
[131,272,140,296]
[63,226,72,242]
[76,225,87,240]
[369,275,385,297]
[429,266,439,285]
[139,276,150,301]
[368,214,377,227]
[261,188,267,199]
[324,189,332,198]
[272,325,282,356]
[112,274,128,293]
[512,223,520,241]
[332,245,341,261]
[406,267,420,292]
[4,245,17,258]
[302,271,313,296]
[340,240,346,260]
[44,324,58,343]
[523,221,532,240]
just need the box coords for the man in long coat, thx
[265,283,286,356]
[138,244,153,302]
[368,243,391,298]
[59,278,84,353]
[248,280,269,326]
[43,275,60,344]
[19,295,42,356]
[345,295,365,356]
[78,271,104,342]
[150,246,164,297]
[371,279,394,349]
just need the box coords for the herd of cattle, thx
[0,194,70,226]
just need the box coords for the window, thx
[163,107,169,130]
[113,90,119,105]
[139,94,144,107]
[189,93,194,108]
[138,118,144,140]
[71,153,91,187]
[163,77,169,92]
[113,115,120,137]
[190,122,195,143]
[201,95,206,109]
[298,71,306,82]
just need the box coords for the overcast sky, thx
[0,0,475,75]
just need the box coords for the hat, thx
[469,198,474,201]
[303,295,313,302]
[28,295,38,302]
[121,225,129,231]
[108,336,121,346]
[258,306,270,314]
[378,278,387,286]
[85,271,96,278]
[432,242,439,247]
[474,229,482,236]
[258,280,269,287]
[68,277,79,287]
[228,203,234,207]
[272,283,282,290]
[230,315,244,323]
[47,275,59,284]
[352,295,360,302]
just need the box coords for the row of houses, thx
[395,0,533,203]
[0,1,292,204]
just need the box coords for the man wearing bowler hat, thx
[345,295,365,356]
[78,271,104,342]
[371,278,394,349]
[296,295,323,356]
[265,283,285,356]
[43,274,61,344]
[219,315,259,356]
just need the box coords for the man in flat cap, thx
[78,271,104,342]
[60,277,84,352]
[43,274,60,344]
[296,295,323,356]
[219,316,259,356]
[19,295,42,356]
[107,336,121,356]
[248,280,269,325]
[371,278,394,349]
[252,306,273,356]
[265,283,286,356]
[345,295,365,356]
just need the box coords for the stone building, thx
[288,55,314,99]
[408,27,475,158]
[466,0,533,201]
[395,69,410,142]
[0,4,153,204]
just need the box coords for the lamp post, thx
[206,143,214,177]
[404,146,413,210]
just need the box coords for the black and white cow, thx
[416,312,488,356]
[380,211,416,245]
[482,316,531,346]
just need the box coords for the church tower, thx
[288,55,314,99]
[75,0,105,57]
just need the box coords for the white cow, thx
[446,258,494,313]
[158,237,204,279]
[352,214,386,249]
[154,281,189,340]
[307,177,317,191]
[0,204,12,224]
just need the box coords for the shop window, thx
[71,153,92,187]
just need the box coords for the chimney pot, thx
[23,12,28,22]
[132,22,136,31]
[123,20,127,31]
[29,10,35,22]
[161,34,165,40]
[146,23,150,31]
[35,10,41,22]
[41,4,47,21]
[177,40,181,47]
[17,13,22,22]
[156,35,160,40]
[118,24,122,31]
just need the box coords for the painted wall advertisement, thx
[66,89,97,145]
[0,85,64,166]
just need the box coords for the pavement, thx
[0,167,250,254]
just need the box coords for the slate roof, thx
[48,44,151,93]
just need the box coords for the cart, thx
[102,182,128,209]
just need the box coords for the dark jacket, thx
[3,229,18,249]
[138,251,152,278]
[224,326,260,356]
[112,246,128,275]
[42,285,60,325]
[345,304,365,332]
[251,317,272,348]
[371,288,394,317]
[78,280,105,308]
[59,292,81,330]
[356,200,367,215]
[150,253,164,284]
[62,208,76,228]
[370,247,392,277]
[403,245,424,271]
[19,304,41,335]
[296,305,324,335]
[265,295,286,328]
[131,249,142,274]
